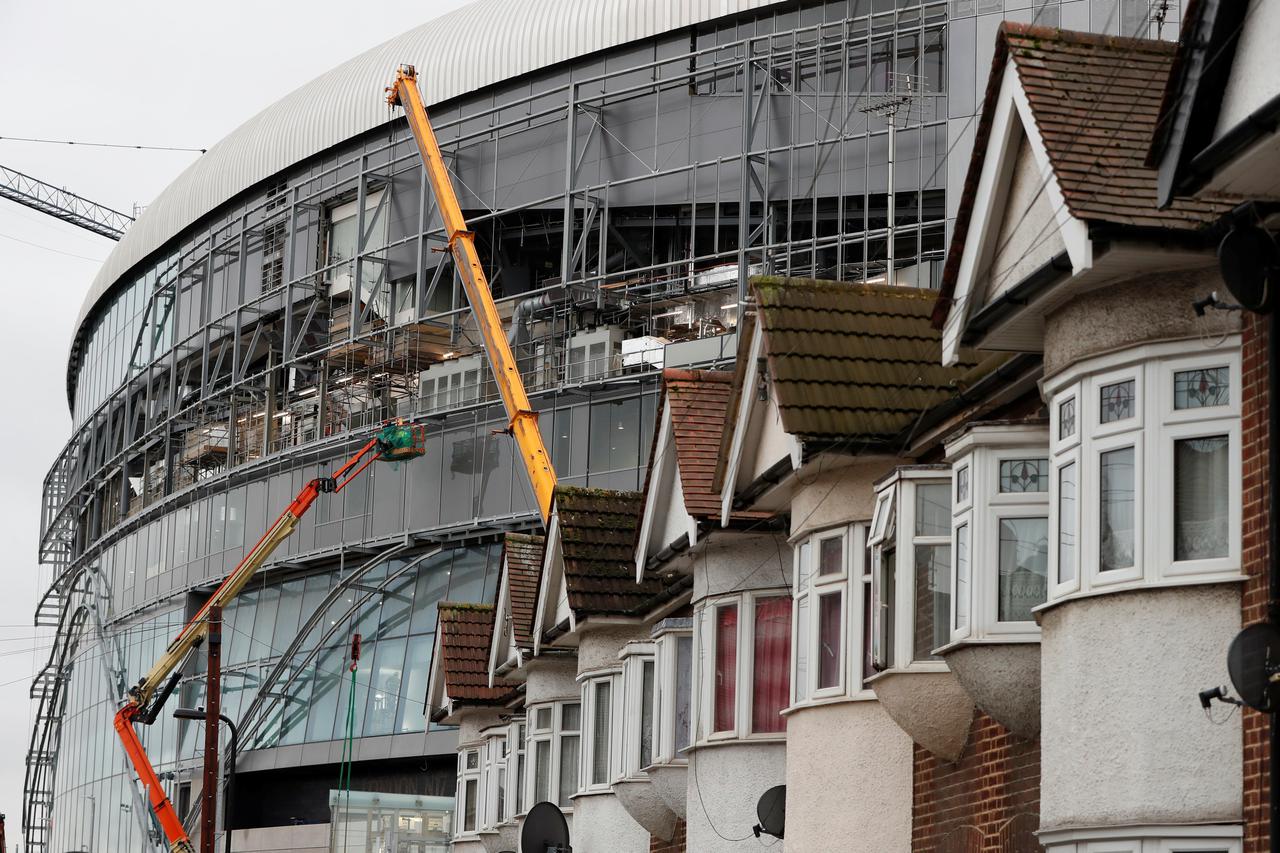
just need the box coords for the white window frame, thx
[578,668,623,793]
[868,467,953,675]
[523,699,580,813]
[504,717,526,821]
[944,425,1050,646]
[789,523,874,709]
[479,727,507,833]
[455,744,482,837]
[694,589,792,744]
[1043,340,1243,608]
[618,642,657,778]
[651,620,693,766]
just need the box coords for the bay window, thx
[791,523,873,706]
[869,467,953,671]
[1046,343,1241,601]
[457,746,480,835]
[696,592,791,742]
[580,670,622,792]
[651,619,693,765]
[944,424,1050,645]
[504,718,525,820]
[525,700,581,810]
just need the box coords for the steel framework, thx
[0,165,133,240]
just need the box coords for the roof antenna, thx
[1150,0,1171,39]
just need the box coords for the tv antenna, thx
[859,73,928,285]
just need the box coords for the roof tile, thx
[555,487,669,618]
[437,603,517,706]
[503,532,543,651]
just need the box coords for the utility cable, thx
[0,135,206,154]
[0,231,107,262]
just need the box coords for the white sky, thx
[0,2,468,846]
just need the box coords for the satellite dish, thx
[1228,622,1280,711]
[520,801,571,853]
[753,785,786,840]
[1218,223,1279,314]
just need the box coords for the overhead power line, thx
[0,135,206,154]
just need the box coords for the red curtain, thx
[818,593,842,690]
[714,605,738,732]
[752,596,791,733]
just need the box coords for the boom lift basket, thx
[375,421,428,461]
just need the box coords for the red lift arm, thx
[114,424,424,853]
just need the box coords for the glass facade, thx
[29,1,1180,850]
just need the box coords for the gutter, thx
[731,455,794,511]
[645,533,690,572]
[1181,90,1280,200]
[962,250,1073,347]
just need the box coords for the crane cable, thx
[337,635,361,850]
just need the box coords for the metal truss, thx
[0,165,133,240]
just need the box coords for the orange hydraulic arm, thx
[387,65,558,524]
[114,425,422,853]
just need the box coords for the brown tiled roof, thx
[555,487,667,617]
[503,532,543,651]
[933,23,1233,328]
[654,369,734,519]
[437,603,516,706]
[752,277,1004,441]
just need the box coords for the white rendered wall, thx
[576,625,644,673]
[789,457,895,540]
[693,531,791,602]
[1214,0,1280,140]
[524,657,579,706]
[784,701,913,853]
[572,792,652,853]
[1039,584,1242,833]
[685,741,786,853]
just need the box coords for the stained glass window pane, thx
[1175,435,1230,560]
[1100,447,1136,571]
[1174,367,1229,410]
[1100,379,1135,424]
[998,459,1049,493]
[956,466,970,504]
[1059,397,1076,440]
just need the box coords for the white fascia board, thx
[720,322,765,525]
[943,61,1091,366]
[426,624,448,713]
[531,513,562,656]
[487,562,512,685]
[636,404,675,581]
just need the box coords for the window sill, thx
[782,691,877,716]
[1034,572,1247,619]
[686,732,787,753]
[570,787,619,801]
[933,634,1039,656]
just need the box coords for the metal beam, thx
[0,164,133,240]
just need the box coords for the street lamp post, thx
[175,708,239,853]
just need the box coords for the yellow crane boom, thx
[386,65,558,524]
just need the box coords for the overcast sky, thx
[0,1,469,846]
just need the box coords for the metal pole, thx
[202,606,222,853]
[886,115,895,282]
[220,714,238,853]
[1269,310,1279,853]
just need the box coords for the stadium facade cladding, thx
[25,0,1177,849]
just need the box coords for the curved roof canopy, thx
[73,0,784,343]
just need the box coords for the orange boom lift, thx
[114,65,559,853]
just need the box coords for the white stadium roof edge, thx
[72,0,785,351]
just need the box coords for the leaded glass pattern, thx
[956,465,970,504]
[1059,397,1076,440]
[1174,367,1229,410]
[998,459,1049,493]
[1099,379,1135,423]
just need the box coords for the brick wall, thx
[912,712,1041,853]
[1243,312,1270,853]
[649,820,686,853]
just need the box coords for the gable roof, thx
[933,22,1233,328]
[555,487,668,618]
[749,277,1001,441]
[436,603,516,707]
[652,369,736,519]
[503,532,543,651]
